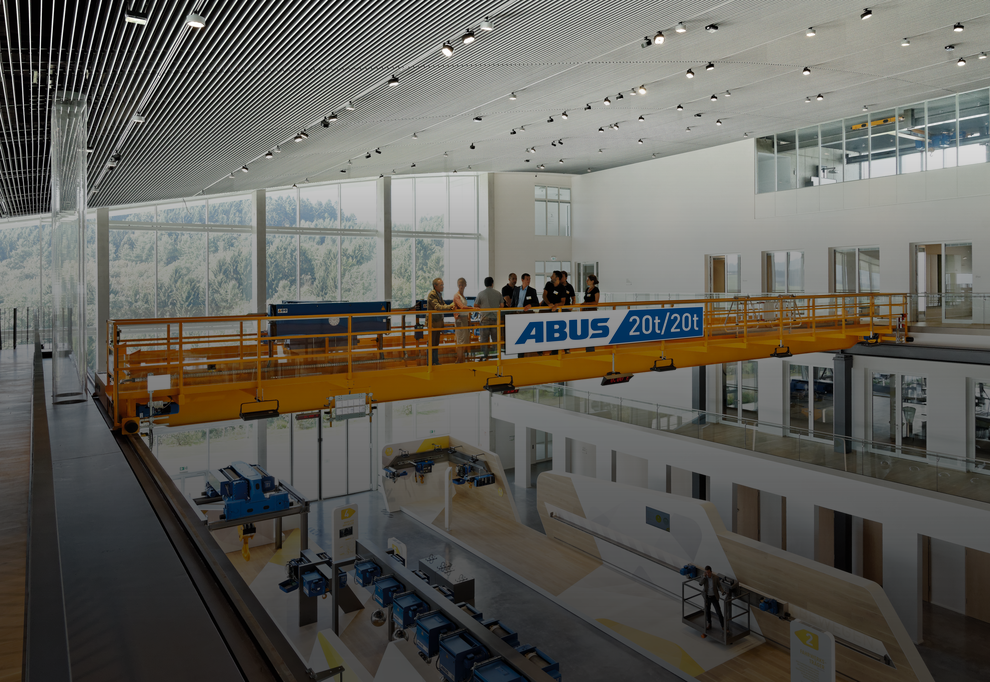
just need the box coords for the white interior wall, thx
[567,438,596,478]
[760,491,784,550]
[929,537,967,614]
[614,451,648,488]
[566,139,990,297]
[667,466,693,497]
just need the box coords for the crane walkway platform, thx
[102,293,908,428]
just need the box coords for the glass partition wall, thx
[757,87,990,193]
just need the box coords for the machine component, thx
[415,610,457,660]
[355,560,382,587]
[457,602,484,621]
[205,461,289,521]
[370,609,387,627]
[411,569,431,584]
[268,300,391,350]
[373,575,404,607]
[481,618,519,646]
[473,658,524,682]
[436,586,456,601]
[392,592,430,629]
[438,631,489,682]
[278,548,343,597]
[466,472,495,488]
[136,400,179,418]
[679,564,699,579]
[515,645,561,681]
[383,466,408,482]
[414,459,434,483]
[238,522,256,561]
[759,598,781,615]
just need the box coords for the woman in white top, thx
[453,277,472,363]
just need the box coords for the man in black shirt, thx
[560,270,576,308]
[542,271,564,310]
[502,273,517,307]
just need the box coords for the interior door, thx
[711,257,726,293]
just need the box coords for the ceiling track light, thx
[294,131,304,141]
[442,43,453,57]
[863,105,869,112]
[675,22,686,33]
[816,93,824,100]
[538,164,545,169]
[711,94,717,101]
[705,24,718,33]
[585,103,592,110]
[547,116,554,123]
[803,66,811,75]
[345,101,355,110]
[241,165,249,173]
[806,27,816,37]
[685,127,691,132]
[509,92,518,100]
[725,90,731,97]
[366,152,372,158]
[616,92,623,100]
[638,115,645,122]
[637,138,644,144]
[716,119,722,126]
[946,44,955,51]
[641,36,653,48]
[861,8,872,20]
[510,129,516,135]
[461,29,475,44]
[552,140,556,146]
[561,111,568,119]
[443,151,448,156]
[980,52,988,59]
[275,145,282,153]
[686,69,694,78]
[470,142,476,149]
[676,104,684,111]
[559,159,564,164]
[375,148,381,154]
[654,30,665,44]
[124,10,149,25]
[412,132,418,139]
[604,96,611,105]
[347,159,353,165]
[598,127,604,133]
[480,17,494,31]
[953,22,964,32]
[638,85,647,95]
[528,146,536,153]
[474,116,483,122]
[598,149,603,153]
[901,38,910,46]
[694,112,702,118]
[744,132,749,137]
[705,62,715,71]
[132,113,145,123]
[185,12,206,28]
[958,57,966,66]
[558,139,563,145]
[388,75,399,86]
[265,150,273,159]
[629,88,637,96]
[805,97,812,103]
[411,163,416,168]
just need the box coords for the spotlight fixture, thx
[345,101,355,110]
[863,105,869,112]
[411,163,416,168]
[559,159,564,164]
[953,23,964,32]
[598,148,603,153]
[294,131,304,141]
[705,24,718,33]
[470,142,475,149]
[321,117,330,127]
[641,37,653,49]
[705,62,715,71]
[520,126,526,131]
[630,88,637,96]
[694,112,702,118]
[616,92,623,100]
[524,159,530,163]
[587,168,591,172]
[229,172,235,178]
[638,84,647,95]
[686,69,694,78]
[510,129,517,135]
[185,12,206,28]
[547,116,554,123]
[711,94,717,101]
[654,30,665,44]
[274,145,282,153]
[652,153,657,158]
[598,127,604,132]
[604,96,611,105]
[552,140,556,146]
[585,103,592,110]
[716,119,722,126]
[379,173,384,178]
[562,111,568,119]
[442,43,453,57]
[901,38,910,46]
[461,29,475,44]
[725,90,732,97]
[638,115,645,122]
[538,164,545,169]
[509,92,518,100]
[124,10,149,25]
[241,165,249,173]
[675,22,686,33]
[412,132,418,139]
[958,57,966,66]
[803,66,811,75]
[676,104,684,111]
[816,93,824,100]
[981,53,988,59]
[637,138,643,144]
[132,113,146,123]
[946,45,955,51]
[744,132,749,137]
[443,151,448,156]
[806,27,816,37]
[528,146,536,153]
[609,123,615,130]
[375,148,381,154]
[480,18,494,31]
[614,122,619,129]
[366,152,372,158]
[265,150,273,159]
[558,139,562,145]
[861,8,872,20]
[805,97,811,103]
[685,127,691,132]
[388,75,399,86]
[474,116,482,122]
[340,169,347,173]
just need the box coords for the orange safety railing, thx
[106,293,907,428]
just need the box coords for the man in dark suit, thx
[510,273,540,357]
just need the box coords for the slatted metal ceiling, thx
[1,0,989,216]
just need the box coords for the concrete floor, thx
[307,481,679,682]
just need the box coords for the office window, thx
[788,364,833,439]
[722,361,758,423]
[958,89,990,167]
[534,186,571,236]
[872,373,926,454]
[927,96,958,170]
[869,110,897,178]
[776,131,797,191]
[897,103,926,174]
[764,251,804,293]
[756,135,776,193]
[975,381,990,464]
[797,126,820,187]
[845,114,870,181]
[819,121,844,184]
[533,261,572,290]
[833,247,879,293]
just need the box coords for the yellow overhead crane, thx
[101,293,908,431]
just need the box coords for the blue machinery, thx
[205,461,290,521]
[355,540,561,682]
[384,444,497,488]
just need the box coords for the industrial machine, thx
[268,300,391,350]
[204,461,290,521]
[514,646,561,681]
[473,659,524,682]
[278,548,345,598]
[438,631,489,682]
[373,575,405,607]
[415,611,458,660]
[385,445,497,488]
[392,592,430,629]
[355,559,383,587]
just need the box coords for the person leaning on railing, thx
[474,277,503,361]
[427,278,455,365]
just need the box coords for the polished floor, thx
[0,348,33,682]
[918,601,990,682]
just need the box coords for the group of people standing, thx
[425,269,601,364]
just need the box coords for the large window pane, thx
[266,415,292,484]
[341,236,376,301]
[776,131,797,190]
[812,367,833,439]
[975,381,990,464]
[208,196,253,225]
[348,418,373,493]
[445,237,478,296]
[157,232,206,317]
[110,208,155,223]
[0,222,41,317]
[725,254,740,294]
[845,115,870,180]
[299,185,339,229]
[901,376,927,451]
[416,238,444,299]
[741,361,758,422]
[872,373,895,451]
[798,126,819,187]
[449,176,477,233]
[958,89,989,167]
[927,96,958,170]
[560,188,571,201]
[535,186,546,199]
[391,237,413,306]
[897,103,926,174]
[768,252,786,293]
[820,121,844,183]
[266,234,298,304]
[858,248,880,293]
[415,178,446,232]
[789,365,809,435]
[560,203,571,236]
[159,200,206,224]
[300,234,339,300]
[110,230,156,317]
[340,181,377,229]
[535,201,547,235]
[722,363,738,422]
[266,189,298,227]
[322,412,348,498]
[209,233,253,315]
[869,110,897,178]
[85,217,97,373]
[547,201,559,236]
[756,135,776,193]
[944,242,972,321]
[834,248,857,293]
[392,180,414,230]
[788,251,804,292]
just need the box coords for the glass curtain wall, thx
[764,251,804,293]
[0,219,42,343]
[872,373,927,453]
[788,364,833,438]
[535,186,571,236]
[756,87,990,193]
[391,174,481,308]
[834,247,879,293]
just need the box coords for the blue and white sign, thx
[504,306,704,355]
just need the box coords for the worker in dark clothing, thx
[542,271,564,354]
[698,566,726,635]
[502,273,517,307]
[584,274,600,352]
[559,270,577,308]
[426,278,455,365]
[511,273,540,357]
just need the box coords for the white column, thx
[252,188,267,313]
[551,430,568,472]
[514,423,533,488]
[96,207,110,373]
[786,496,816,560]
[882,524,923,643]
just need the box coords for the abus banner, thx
[504,306,704,355]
